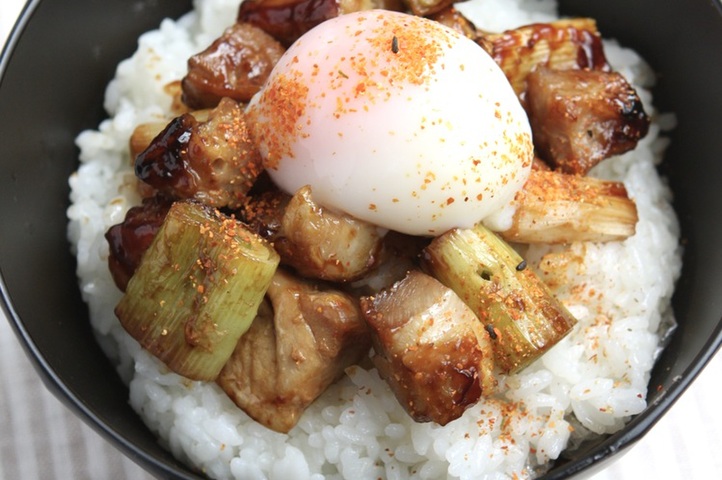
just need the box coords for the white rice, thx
[66,0,683,478]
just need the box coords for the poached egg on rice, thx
[246,10,533,236]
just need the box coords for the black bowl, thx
[2,0,721,478]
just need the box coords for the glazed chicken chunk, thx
[237,0,404,47]
[105,196,173,291]
[181,22,285,110]
[428,6,478,39]
[134,97,262,209]
[361,270,496,426]
[243,186,385,282]
[216,269,371,433]
[525,67,650,174]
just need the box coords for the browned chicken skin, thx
[526,67,650,174]
[428,6,478,39]
[275,186,384,282]
[238,0,341,47]
[237,0,404,47]
[243,185,385,282]
[181,22,285,110]
[361,270,496,425]
[476,19,649,174]
[216,268,371,433]
[134,97,262,209]
[105,196,173,291]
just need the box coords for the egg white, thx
[247,10,533,236]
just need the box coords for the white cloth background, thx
[1,1,721,478]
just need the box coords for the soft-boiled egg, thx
[246,9,533,236]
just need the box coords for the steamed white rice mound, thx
[67,0,682,478]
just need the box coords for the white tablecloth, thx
[1,1,721,478]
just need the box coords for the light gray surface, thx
[1,1,721,478]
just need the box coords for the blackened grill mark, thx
[105,197,173,291]
[135,114,198,196]
[485,324,498,340]
[575,29,608,71]
[238,0,341,47]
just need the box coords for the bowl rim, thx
[2,0,722,479]
[0,0,33,75]
[0,1,202,477]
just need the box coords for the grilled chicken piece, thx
[526,67,650,175]
[240,188,289,239]
[242,185,385,282]
[361,270,496,425]
[402,0,454,17]
[181,22,285,110]
[480,18,609,98]
[350,231,430,295]
[277,186,385,281]
[496,170,638,244]
[237,0,403,47]
[237,0,340,47]
[428,6,477,39]
[105,196,173,291]
[129,121,169,163]
[217,269,371,433]
[134,97,262,209]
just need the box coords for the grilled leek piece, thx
[479,18,609,97]
[497,170,638,244]
[115,200,280,381]
[422,223,576,374]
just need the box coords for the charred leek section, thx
[497,170,639,244]
[115,200,280,381]
[479,18,609,98]
[422,224,576,374]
